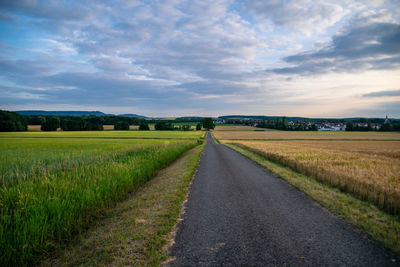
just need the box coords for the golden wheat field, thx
[222,139,400,215]
[214,130,400,140]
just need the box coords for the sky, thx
[0,0,399,118]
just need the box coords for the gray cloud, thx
[0,0,89,20]
[242,0,347,34]
[270,21,400,75]
[363,89,400,97]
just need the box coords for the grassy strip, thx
[40,142,205,266]
[225,143,400,255]
[1,141,198,266]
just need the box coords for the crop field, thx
[0,132,202,266]
[221,139,400,215]
[214,130,400,140]
[2,130,203,139]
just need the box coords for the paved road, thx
[167,133,399,266]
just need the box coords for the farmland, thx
[0,131,203,266]
[214,130,400,140]
[2,130,203,139]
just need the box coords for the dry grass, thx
[221,140,400,215]
[27,125,41,131]
[215,130,400,140]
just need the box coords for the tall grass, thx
[0,137,199,266]
[225,140,400,216]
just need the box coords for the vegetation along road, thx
[167,133,398,266]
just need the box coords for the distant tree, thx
[345,122,354,131]
[139,121,150,130]
[202,118,215,130]
[41,116,60,131]
[83,115,103,130]
[311,124,318,131]
[0,110,28,132]
[196,123,202,130]
[180,125,192,131]
[60,119,83,131]
[380,122,392,132]
[26,115,45,125]
[155,121,175,130]
[114,121,130,130]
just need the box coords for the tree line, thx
[0,110,215,132]
[0,110,28,131]
[256,117,318,131]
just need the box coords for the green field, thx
[0,131,203,266]
[1,130,204,139]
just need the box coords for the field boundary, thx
[224,143,400,255]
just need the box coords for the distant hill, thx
[16,110,111,116]
[118,114,148,119]
[176,116,206,121]
[15,110,147,118]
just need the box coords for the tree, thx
[0,110,27,132]
[114,121,130,130]
[196,123,202,130]
[41,116,60,131]
[345,122,354,131]
[155,121,174,130]
[202,118,215,130]
[180,125,191,131]
[139,121,150,130]
[380,122,392,132]
[311,124,318,131]
[60,119,83,131]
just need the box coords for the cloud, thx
[0,0,399,117]
[0,0,89,21]
[270,21,400,75]
[242,0,348,35]
[363,89,400,97]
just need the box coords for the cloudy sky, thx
[0,0,399,117]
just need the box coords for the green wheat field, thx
[0,131,204,266]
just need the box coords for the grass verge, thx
[225,143,400,255]
[40,142,205,266]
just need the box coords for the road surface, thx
[168,133,398,266]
